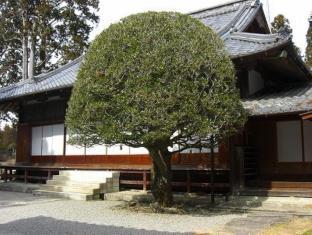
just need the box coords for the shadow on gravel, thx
[0,216,192,235]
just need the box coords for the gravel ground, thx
[0,191,247,235]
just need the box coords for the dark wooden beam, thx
[301,111,312,120]
[301,119,306,162]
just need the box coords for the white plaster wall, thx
[86,144,107,155]
[181,147,218,154]
[277,120,303,162]
[65,138,85,155]
[107,144,130,155]
[129,147,149,154]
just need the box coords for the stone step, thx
[33,189,99,201]
[47,180,114,194]
[60,170,119,178]
[240,188,312,198]
[47,179,108,188]
[47,177,109,188]
[47,179,107,188]
[40,184,100,194]
[48,180,113,193]
[104,190,150,202]
[36,170,120,201]
[52,175,113,183]
[0,181,40,193]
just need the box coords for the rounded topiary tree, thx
[66,12,247,207]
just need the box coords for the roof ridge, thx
[230,31,291,43]
[188,0,255,15]
[0,80,26,95]
[218,3,251,37]
[34,56,83,82]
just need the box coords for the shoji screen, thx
[52,124,65,155]
[31,124,64,156]
[31,126,42,156]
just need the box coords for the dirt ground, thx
[260,217,312,235]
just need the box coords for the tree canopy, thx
[306,16,312,68]
[271,14,301,55]
[0,125,16,152]
[0,0,99,85]
[66,12,247,206]
[271,14,293,35]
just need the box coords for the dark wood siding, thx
[16,124,31,163]
[247,116,312,181]
[20,99,68,124]
[29,151,229,169]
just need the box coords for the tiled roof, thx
[0,57,82,102]
[224,32,290,59]
[225,31,289,58]
[0,0,297,107]
[243,83,312,116]
[190,0,260,38]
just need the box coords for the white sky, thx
[90,0,312,54]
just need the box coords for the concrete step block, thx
[52,175,109,183]
[40,170,120,201]
[59,170,117,178]
[46,180,106,189]
[33,189,98,201]
[40,185,100,194]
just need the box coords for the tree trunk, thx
[210,136,215,204]
[38,24,47,74]
[28,30,35,79]
[148,148,173,207]
[22,10,28,80]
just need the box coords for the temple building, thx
[0,0,311,199]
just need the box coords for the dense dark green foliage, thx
[0,0,99,85]
[271,14,301,55]
[306,18,312,68]
[0,125,16,152]
[66,12,246,206]
[66,12,246,149]
[271,14,292,34]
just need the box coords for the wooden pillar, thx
[186,170,191,193]
[143,170,147,191]
[24,169,28,183]
[210,137,215,204]
[301,119,306,162]
[4,168,7,182]
[16,124,31,163]
[228,136,235,195]
[48,169,52,180]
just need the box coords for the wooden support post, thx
[186,170,191,193]
[9,169,12,181]
[24,169,28,183]
[301,119,306,162]
[143,170,147,191]
[4,169,7,182]
[48,169,51,180]
[210,137,215,204]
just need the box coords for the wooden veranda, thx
[0,163,231,199]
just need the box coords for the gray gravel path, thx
[222,211,293,235]
[0,191,246,235]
